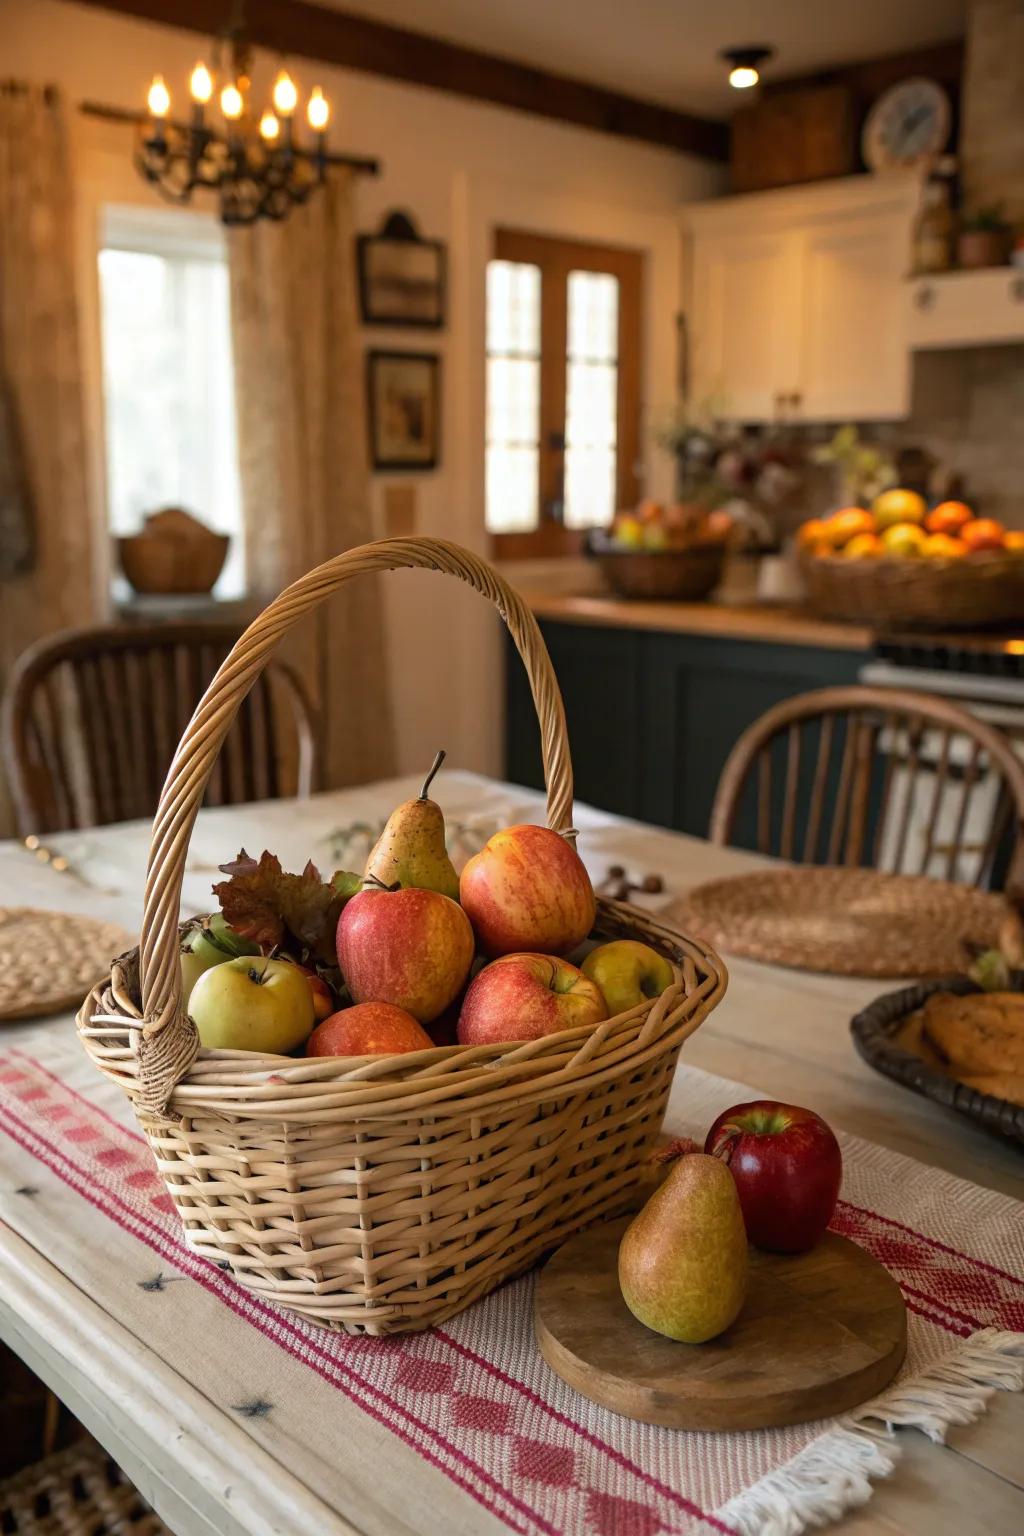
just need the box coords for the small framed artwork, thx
[367,350,440,472]
[357,211,446,328]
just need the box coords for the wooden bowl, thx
[118,532,230,595]
[592,544,725,602]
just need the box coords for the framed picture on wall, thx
[357,211,446,328]
[367,350,440,471]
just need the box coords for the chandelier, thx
[134,11,373,225]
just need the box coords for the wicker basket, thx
[593,545,725,601]
[0,1440,169,1536]
[801,550,1024,629]
[78,538,726,1335]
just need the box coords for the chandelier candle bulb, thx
[220,82,244,122]
[259,109,280,143]
[189,62,213,105]
[272,70,298,117]
[146,74,170,119]
[307,86,330,133]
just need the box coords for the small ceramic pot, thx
[957,228,1012,270]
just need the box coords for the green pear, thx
[364,750,460,901]
[618,1152,747,1343]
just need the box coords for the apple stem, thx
[420,749,446,801]
[708,1124,742,1164]
[248,963,272,987]
[362,873,401,893]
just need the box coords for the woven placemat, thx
[0,909,133,1022]
[0,1438,169,1535]
[673,866,1009,979]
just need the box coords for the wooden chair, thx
[2,621,316,835]
[709,686,1024,890]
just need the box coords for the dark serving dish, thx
[851,973,1024,1146]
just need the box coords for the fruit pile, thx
[621,1102,842,1343]
[182,753,675,1060]
[610,499,733,553]
[799,490,1024,561]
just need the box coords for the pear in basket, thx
[364,750,460,900]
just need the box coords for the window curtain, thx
[0,83,100,836]
[227,167,396,791]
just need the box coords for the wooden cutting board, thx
[534,1216,906,1431]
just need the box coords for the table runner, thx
[1,1043,1021,1536]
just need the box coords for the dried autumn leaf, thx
[213,849,361,963]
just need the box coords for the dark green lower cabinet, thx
[505,620,866,846]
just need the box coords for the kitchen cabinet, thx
[906,266,1024,349]
[505,620,867,845]
[683,174,919,423]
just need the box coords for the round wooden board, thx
[535,1218,907,1431]
[0,909,133,1023]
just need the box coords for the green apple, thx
[179,915,259,1005]
[188,956,315,1053]
[581,939,674,1017]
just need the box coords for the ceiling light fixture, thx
[720,46,774,91]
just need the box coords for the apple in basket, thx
[307,1002,434,1057]
[581,939,674,1016]
[705,1101,842,1253]
[457,952,607,1045]
[337,883,474,1023]
[459,824,597,958]
[188,956,315,1054]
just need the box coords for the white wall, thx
[2,0,722,784]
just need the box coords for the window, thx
[98,206,244,597]
[485,230,642,557]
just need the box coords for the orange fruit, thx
[842,532,882,559]
[1004,530,1024,552]
[925,501,973,535]
[961,518,1006,553]
[824,507,876,548]
[873,488,927,530]
[880,522,928,557]
[797,518,829,550]
[636,499,665,525]
[921,533,968,559]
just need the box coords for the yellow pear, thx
[364,750,460,901]
[618,1152,747,1343]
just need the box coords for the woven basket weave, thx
[78,538,726,1335]
[801,550,1024,629]
[0,1440,168,1536]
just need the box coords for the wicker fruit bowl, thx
[77,538,726,1335]
[801,549,1024,629]
[592,543,725,601]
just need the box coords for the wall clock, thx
[862,77,952,172]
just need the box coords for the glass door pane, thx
[485,260,541,533]
[563,270,619,529]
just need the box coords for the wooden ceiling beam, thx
[71,0,729,161]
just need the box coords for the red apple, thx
[306,1003,433,1057]
[457,952,607,1046]
[705,1101,842,1253]
[459,824,596,958]
[337,886,474,1024]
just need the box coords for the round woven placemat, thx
[0,908,133,1022]
[674,867,1009,979]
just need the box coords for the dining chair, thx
[709,685,1024,890]
[2,621,316,835]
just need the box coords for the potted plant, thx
[957,205,1014,270]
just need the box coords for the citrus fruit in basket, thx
[880,522,928,556]
[822,507,876,548]
[1005,530,1024,552]
[797,517,830,551]
[842,531,882,559]
[962,518,1007,553]
[925,500,973,535]
[873,488,927,529]
[921,532,968,559]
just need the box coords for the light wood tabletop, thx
[0,771,1020,1536]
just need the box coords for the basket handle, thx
[134,538,574,1108]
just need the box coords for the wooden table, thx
[0,772,1021,1535]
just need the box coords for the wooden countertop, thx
[520,590,873,651]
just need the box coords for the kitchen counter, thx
[519,590,872,651]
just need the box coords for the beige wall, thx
[2,0,722,786]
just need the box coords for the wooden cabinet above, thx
[682,175,920,424]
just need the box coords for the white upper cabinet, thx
[906,267,1024,350]
[683,175,920,424]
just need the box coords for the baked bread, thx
[920,991,1024,1076]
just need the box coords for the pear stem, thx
[420,749,446,801]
